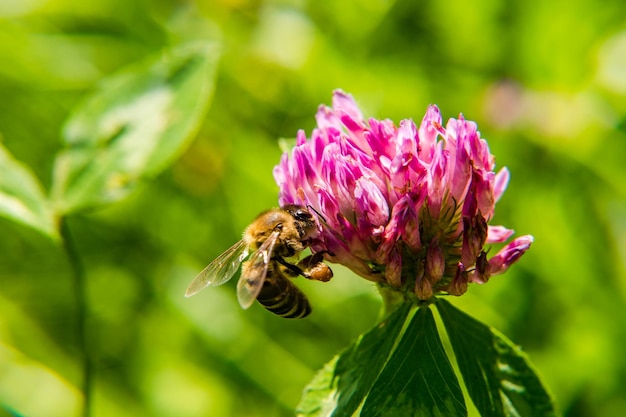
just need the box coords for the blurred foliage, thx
[1,0,626,416]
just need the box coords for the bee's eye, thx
[294,210,312,221]
[275,223,284,231]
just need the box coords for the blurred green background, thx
[1,0,626,416]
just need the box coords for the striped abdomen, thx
[256,264,311,319]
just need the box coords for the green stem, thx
[377,284,407,319]
[60,217,91,417]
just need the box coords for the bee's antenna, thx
[307,205,327,224]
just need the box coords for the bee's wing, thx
[237,231,279,309]
[185,240,249,297]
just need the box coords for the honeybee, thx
[185,205,333,318]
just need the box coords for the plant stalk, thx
[60,217,92,417]
[377,284,407,319]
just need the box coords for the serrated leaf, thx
[297,303,411,417]
[361,307,467,417]
[0,144,57,239]
[436,299,558,417]
[51,41,220,214]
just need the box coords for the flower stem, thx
[377,284,407,319]
[60,217,92,417]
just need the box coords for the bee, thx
[185,205,333,318]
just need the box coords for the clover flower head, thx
[273,90,532,301]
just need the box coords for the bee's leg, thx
[297,250,332,268]
[275,258,306,278]
[276,253,334,282]
[296,254,319,271]
[302,251,323,265]
[296,252,334,282]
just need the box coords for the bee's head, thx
[282,205,316,239]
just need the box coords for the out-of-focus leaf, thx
[0,294,81,416]
[0,342,80,417]
[297,303,411,417]
[51,41,221,214]
[0,144,57,239]
[436,299,557,417]
[361,307,466,417]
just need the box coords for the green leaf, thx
[0,144,57,239]
[297,302,411,417]
[436,299,558,417]
[361,307,467,417]
[332,302,412,416]
[297,356,340,417]
[51,41,220,214]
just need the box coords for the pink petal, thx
[315,105,341,130]
[425,239,445,283]
[415,268,433,300]
[367,118,397,162]
[355,177,390,227]
[447,263,468,296]
[417,105,442,163]
[473,170,496,219]
[385,249,403,287]
[493,167,509,203]
[332,90,366,139]
[486,225,515,243]
[487,235,534,276]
